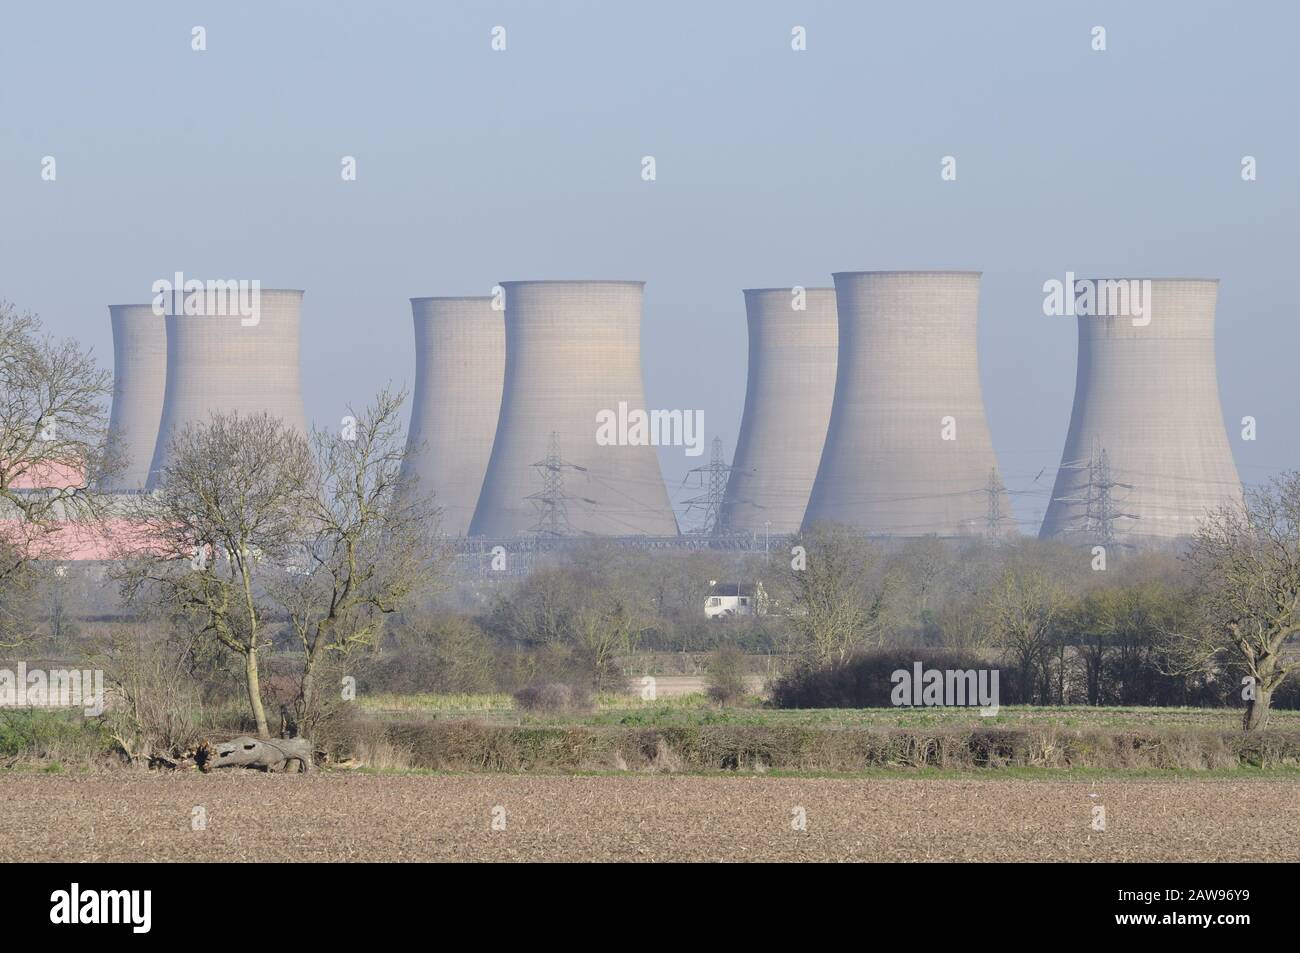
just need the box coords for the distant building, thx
[399,296,504,536]
[469,280,679,537]
[1039,278,1243,543]
[148,289,308,488]
[719,287,838,535]
[803,271,1008,536]
[102,304,166,491]
[705,580,767,620]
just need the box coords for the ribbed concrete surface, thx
[1039,279,1243,543]
[147,288,308,487]
[469,281,678,537]
[399,297,504,536]
[803,271,1009,536]
[102,304,167,491]
[719,288,837,534]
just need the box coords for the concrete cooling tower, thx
[399,297,505,535]
[102,304,167,491]
[802,271,1010,536]
[147,288,308,488]
[718,287,838,535]
[469,280,679,537]
[1039,278,1242,544]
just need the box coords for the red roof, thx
[6,460,87,490]
[0,518,163,561]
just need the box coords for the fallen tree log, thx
[197,736,315,773]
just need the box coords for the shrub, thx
[359,720,1300,773]
[363,616,498,695]
[0,710,112,765]
[705,645,748,705]
[100,626,207,761]
[771,648,1021,709]
[1273,669,1300,710]
[513,682,592,713]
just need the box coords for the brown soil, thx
[2,773,1295,862]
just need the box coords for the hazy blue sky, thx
[3,1,1296,531]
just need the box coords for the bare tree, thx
[984,550,1069,703]
[1070,586,1122,706]
[0,304,114,646]
[569,587,647,691]
[786,524,889,667]
[272,387,439,733]
[935,598,993,652]
[1177,475,1300,730]
[113,412,311,737]
[891,536,954,631]
[482,547,652,689]
[97,624,206,764]
[488,565,581,648]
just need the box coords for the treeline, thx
[368,544,782,696]
[769,532,1225,708]
[24,530,1300,717]
[384,530,1298,712]
[772,648,1300,710]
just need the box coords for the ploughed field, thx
[2,773,1295,862]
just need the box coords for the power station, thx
[102,304,167,491]
[78,271,1249,551]
[1039,278,1243,544]
[469,280,679,537]
[718,287,838,535]
[400,297,505,536]
[146,288,308,487]
[803,271,1010,536]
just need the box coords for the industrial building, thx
[399,296,505,535]
[146,288,308,488]
[469,280,679,537]
[101,304,167,491]
[1039,278,1243,543]
[718,287,838,535]
[72,271,1247,551]
[803,271,1010,536]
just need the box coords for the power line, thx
[985,467,1009,537]
[1053,439,1139,545]
[680,436,734,535]
[526,432,587,538]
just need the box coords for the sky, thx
[2,0,1297,532]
